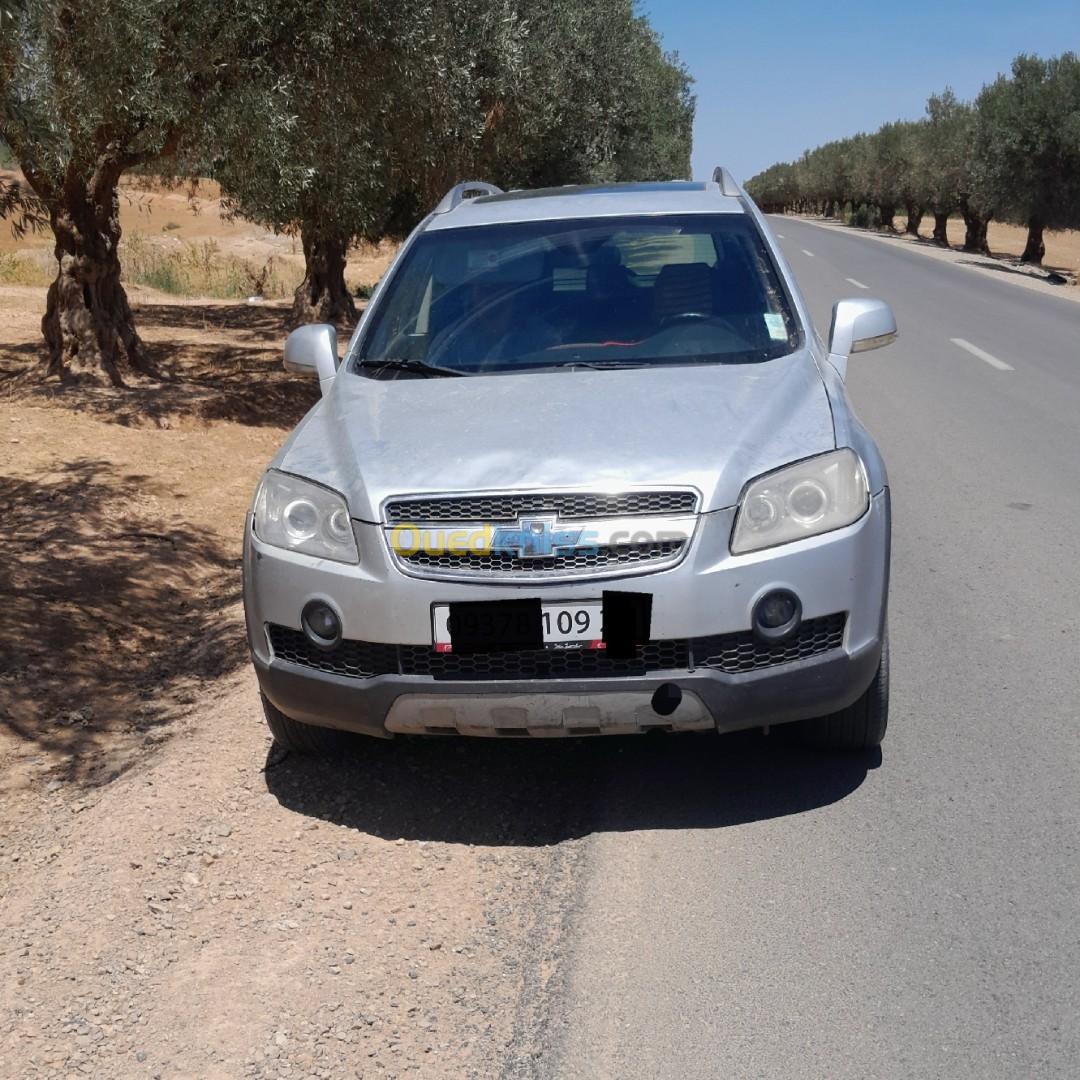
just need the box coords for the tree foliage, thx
[745,52,1080,264]
[973,53,1080,262]
[214,0,694,325]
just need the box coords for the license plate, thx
[433,600,603,653]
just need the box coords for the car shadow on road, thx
[264,730,879,846]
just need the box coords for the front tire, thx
[796,631,889,750]
[261,693,348,754]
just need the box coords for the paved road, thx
[541,217,1080,1078]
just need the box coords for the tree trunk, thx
[878,204,896,231]
[961,212,991,254]
[38,167,156,385]
[291,224,357,327]
[958,194,991,255]
[1021,217,1045,265]
[932,211,951,246]
[904,203,923,236]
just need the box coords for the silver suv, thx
[243,170,895,752]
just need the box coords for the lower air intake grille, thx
[267,625,399,679]
[266,614,845,682]
[693,613,846,674]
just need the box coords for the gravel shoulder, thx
[1,667,588,1078]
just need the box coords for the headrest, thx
[653,262,713,319]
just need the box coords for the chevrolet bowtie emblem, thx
[489,516,584,559]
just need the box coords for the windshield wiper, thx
[544,359,648,371]
[357,358,463,378]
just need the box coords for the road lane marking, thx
[845,277,869,290]
[801,248,815,257]
[776,233,785,238]
[950,337,1014,371]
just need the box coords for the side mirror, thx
[284,324,338,388]
[827,298,897,378]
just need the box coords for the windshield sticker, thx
[763,313,787,341]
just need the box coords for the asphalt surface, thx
[541,218,1080,1078]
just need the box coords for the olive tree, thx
[213,0,483,326]
[745,161,799,212]
[0,0,292,385]
[896,120,930,235]
[973,53,1080,264]
[920,89,971,245]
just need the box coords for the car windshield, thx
[352,213,800,375]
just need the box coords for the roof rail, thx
[711,167,741,197]
[433,181,503,214]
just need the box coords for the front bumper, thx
[253,636,882,738]
[244,489,889,737]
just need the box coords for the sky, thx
[644,0,1080,184]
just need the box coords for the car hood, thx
[275,350,836,521]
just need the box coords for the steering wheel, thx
[427,279,550,366]
[660,312,712,326]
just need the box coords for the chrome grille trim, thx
[384,489,700,524]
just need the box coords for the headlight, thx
[253,471,358,563]
[731,449,869,554]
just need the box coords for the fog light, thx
[752,589,801,643]
[301,600,341,650]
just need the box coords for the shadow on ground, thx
[265,729,879,846]
[0,299,325,429]
[0,459,245,784]
[957,257,1071,285]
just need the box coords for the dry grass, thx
[0,250,52,287]
[119,234,293,299]
[0,170,400,300]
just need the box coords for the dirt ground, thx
[884,214,1079,279]
[0,282,581,1078]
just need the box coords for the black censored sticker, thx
[601,591,653,659]
[446,598,543,654]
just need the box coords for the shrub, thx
[848,204,882,230]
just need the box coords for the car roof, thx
[423,180,745,232]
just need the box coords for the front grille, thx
[267,613,845,683]
[384,490,698,524]
[398,540,684,577]
[693,613,846,674]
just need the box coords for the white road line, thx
[845,277,869,290]
[776,233,785,239]
[801,248,815,257]
[950,337,1014,371]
